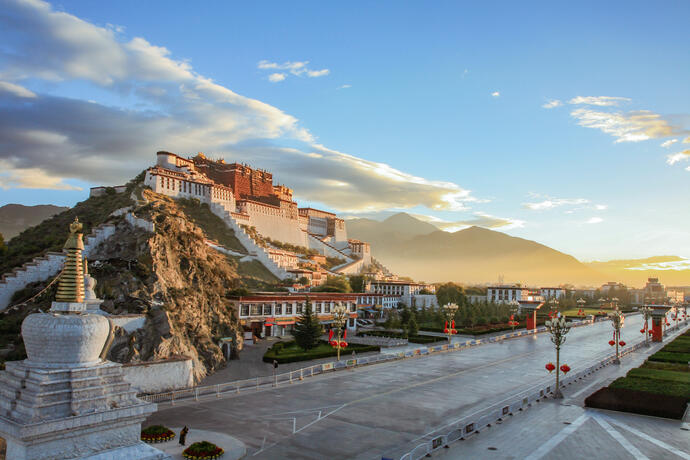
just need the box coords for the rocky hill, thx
[0,204,69,240]
[1,186,280,381]
[347,213,604,285]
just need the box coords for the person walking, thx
[179,426,189,446]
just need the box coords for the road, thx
[146,314,677,459]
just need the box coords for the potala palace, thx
[139,151,375,280]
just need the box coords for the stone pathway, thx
[154,427,246,460]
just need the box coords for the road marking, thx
[523,413,589,460]
[592,415,649,459]
[604,416,690,460]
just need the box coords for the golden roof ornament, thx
[55,217,85,304]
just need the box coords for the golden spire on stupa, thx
[55,217,85,303]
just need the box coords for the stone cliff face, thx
[87,194,243,383]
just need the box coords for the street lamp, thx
[442,303,459,344]
[639,305,652,347]
[607,304,625,364]
[328,303,349,360]
[576,298,586,319]
[508,300,520,331]
[544,314,572,399]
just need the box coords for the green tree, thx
[407,316,419,337]
[0,233,6,257]
[348,275,365,293]
[298,276,310,286]
[436,283,465,307]
[311,275,352,293]
[292,299,323,351]
[399,305,412,326]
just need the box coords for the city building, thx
[643,277,666,304]
[365,280,437,307]
[539,287,567,300]
[486,286,544,303]
[134,151,375,276]
[600,281,626,293]
[231,293,359,338]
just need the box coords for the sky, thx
[0,0,689,261]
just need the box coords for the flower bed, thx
[183,440,225,459]
[140,425,175,443]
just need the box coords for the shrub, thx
[182,441,224,460]
[141,425,175,443]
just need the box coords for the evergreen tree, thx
[0,233,6,257]
[407,316,419,337]
[292,299,323,351]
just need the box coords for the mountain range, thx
[347,213,689,287]
[0,204,69,240]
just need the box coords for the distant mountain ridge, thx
[346,213,604,285]
[0,204,69,240]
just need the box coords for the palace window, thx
[276,304,283,315]
[324,302,330,313]
[315,303,322,313]
[263,304,272,315]
[250,304,260,316]
[240,305,249,316]
[296,303,303,314]
[285,303,293,314]
[350,302,356,312]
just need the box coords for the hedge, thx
[263,340,380,364]
[609,376,690,400]
[357,330,443,344]
[649,351,690,364]
[585,387,688,420]
[626,368,690,385]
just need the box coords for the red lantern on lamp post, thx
[442,303,459,344]
[545,362,555,373]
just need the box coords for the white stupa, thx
[0,218,170,460]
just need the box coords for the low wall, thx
[110,314,146,333]
[122,356,194,394]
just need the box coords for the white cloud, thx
[257,60,329,80]
[570,108,680,143]
[661,139,678,148]
[542,99,562,109]
[0,0,480,214]
[306,69,329,78]
[337,84,351,90]
[586,217,603,224]
[568,96,631,107]
[523,197,589,210]
[268,73,286,83]
[0,160,81,190]
[595,204,608,211]
[666,150,690,165]
[0,80,36,98]
[491,91,500,97]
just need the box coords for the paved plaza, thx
[146,316,689,459]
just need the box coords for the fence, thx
[396,320,689,460]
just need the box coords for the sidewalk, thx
[155,427,246,460]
